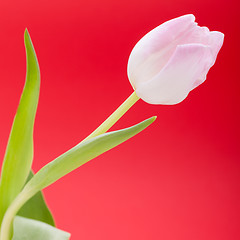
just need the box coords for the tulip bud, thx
[127,14,224,104]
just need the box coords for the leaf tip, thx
[139,116,157,131]
[24,28,30,41]
[148,116,157,124]
[152,116,157,121]
[24,29,34,52]
[23,28,40,75]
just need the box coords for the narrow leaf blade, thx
[12,216,70,240]
[26,117,156,192]
[0,30,40,226]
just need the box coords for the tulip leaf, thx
[17,171,55,226]
[26,117,156,193]
[0,29,40,226]
[12,216,70,240]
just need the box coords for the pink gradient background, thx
[0,0,239,239]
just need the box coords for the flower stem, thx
[83,91,140,141]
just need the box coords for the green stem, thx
[83,91,140,141]
[0,91,140,240]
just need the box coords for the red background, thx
[0,0,239,239]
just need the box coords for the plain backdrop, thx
[0,0,239,239]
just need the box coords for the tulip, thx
[84,15,224,140]
[127,14,224,104]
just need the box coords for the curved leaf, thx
[26,116,156,192]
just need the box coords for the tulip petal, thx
[180,26,224,62]
[135,44,214,104]
[127,14,196,89]
[207,31,224,61]
[188,31,224,90]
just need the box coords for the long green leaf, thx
[0,29,40,226]
[26,116,156,192]
[17,171,55,226]
[12,216,70,240]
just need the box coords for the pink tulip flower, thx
[127,14,224,104]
